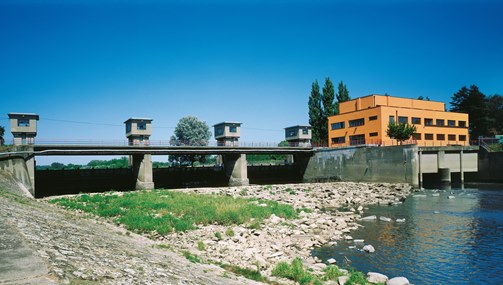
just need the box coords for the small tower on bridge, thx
[214,121,242,146]
[8,113,39,145]
[124,117,152,146]
[285,125,312,147]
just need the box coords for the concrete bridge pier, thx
[223,154,249,186]
[26,155,36,192]
[132,154,155,190]
[438,168,451,187]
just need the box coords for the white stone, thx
[362,215,377,221]
[327,258,336,264]
[338,275,349,285]
[354,239,365,243]
[431,193,440,197]
[413,194,427,198]
[367,272,388,283]
[269,214,281,224]
[363,244,375,253]
[344,235,353,240]
[379,216,392,222]
[395,218,406,223]
[386,276,410,285]
[448,196,456,199]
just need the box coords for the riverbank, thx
[154,182,413,283]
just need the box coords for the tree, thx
[0,125,4,145]
[386,122,417,144]
[319,77,336,144]
[169,116,211,166]
[450,85,490,140]
[308,80,323,144]
[308,78,351,146]
[417,96,430,101]
[487,94,503,135]
[336,81,350,103]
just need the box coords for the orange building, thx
[328,94,469,147]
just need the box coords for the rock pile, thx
[160,182,413,279]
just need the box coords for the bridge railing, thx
[4,139,311,148]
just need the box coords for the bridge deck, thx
[31,145,314,156]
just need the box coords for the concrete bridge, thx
[0,145,314,197]
[0,144,482,198]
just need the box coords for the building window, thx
[349,118,365,127]
[425,134,434,140]
[437,134,445,140]
[125,123,131,133]
[18,119,30,127]
[411,117,421,124]
[349,134,365,145]
[459,121,467,127]
[369,115,378,121]
[436,119,445,126]
[389,116,395,124]
[331,122,345,130]
[302,128,309,135]
[369,132,378,137]
[229,126,237,133]
[412,133,421,140]
[137,122,147,130]
[216,127,224,136]
[287,130,297,137]
[448,134,456,141]
[398,116,408,123]
[459,135,467,141]
[448,120,456,127]
[331,136,345,144]
[425,118,433,126]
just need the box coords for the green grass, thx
[182,251,201,263]
[225,228,234,237]
[197,240,206,251]
[214,231,222,240]
[218,263,266,282]
[50,190,298,235]
[271,258,322,285]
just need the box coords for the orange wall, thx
[339,95,445,114]
[329,103,469,147]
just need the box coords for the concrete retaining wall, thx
[34,164,304,198]
[468,149,503,183]
[303,145,419,186]
[0,156,34,196]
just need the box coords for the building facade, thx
[328,95,469,147]
[284,125,312,147]
[8,113,39,145]
[124,117,152,146]
[214,122,242,146]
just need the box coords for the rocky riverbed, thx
[1,181,413,284]
[156,182,413,283]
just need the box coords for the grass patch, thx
[197,240,206,251]
[218,263,266,282]
[50,190,298,235]
[225,228,234,237]
[271,257,322,285]
[214,231,222,240]
[182,251,201,263]
[346,270,368,285]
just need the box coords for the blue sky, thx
[1,0,502,163]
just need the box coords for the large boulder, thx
[386,276,410,285]
[367,272,388,283]
[363,244,375,253]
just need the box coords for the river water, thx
[312,184,503,285]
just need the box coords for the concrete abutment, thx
[223,154,249,186]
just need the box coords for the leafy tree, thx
[417,96,430,101]
[319,78,336,144]
[450,85,490,140]
[336,81,350,103]
[169,116,211,166]
[308,80,323,144]
[0,125,4,145]
[386,122,417,144]
[487,94,503,135]
[50,162,65,170]
[87,157,128,169]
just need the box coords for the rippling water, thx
[312,184,503,285]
